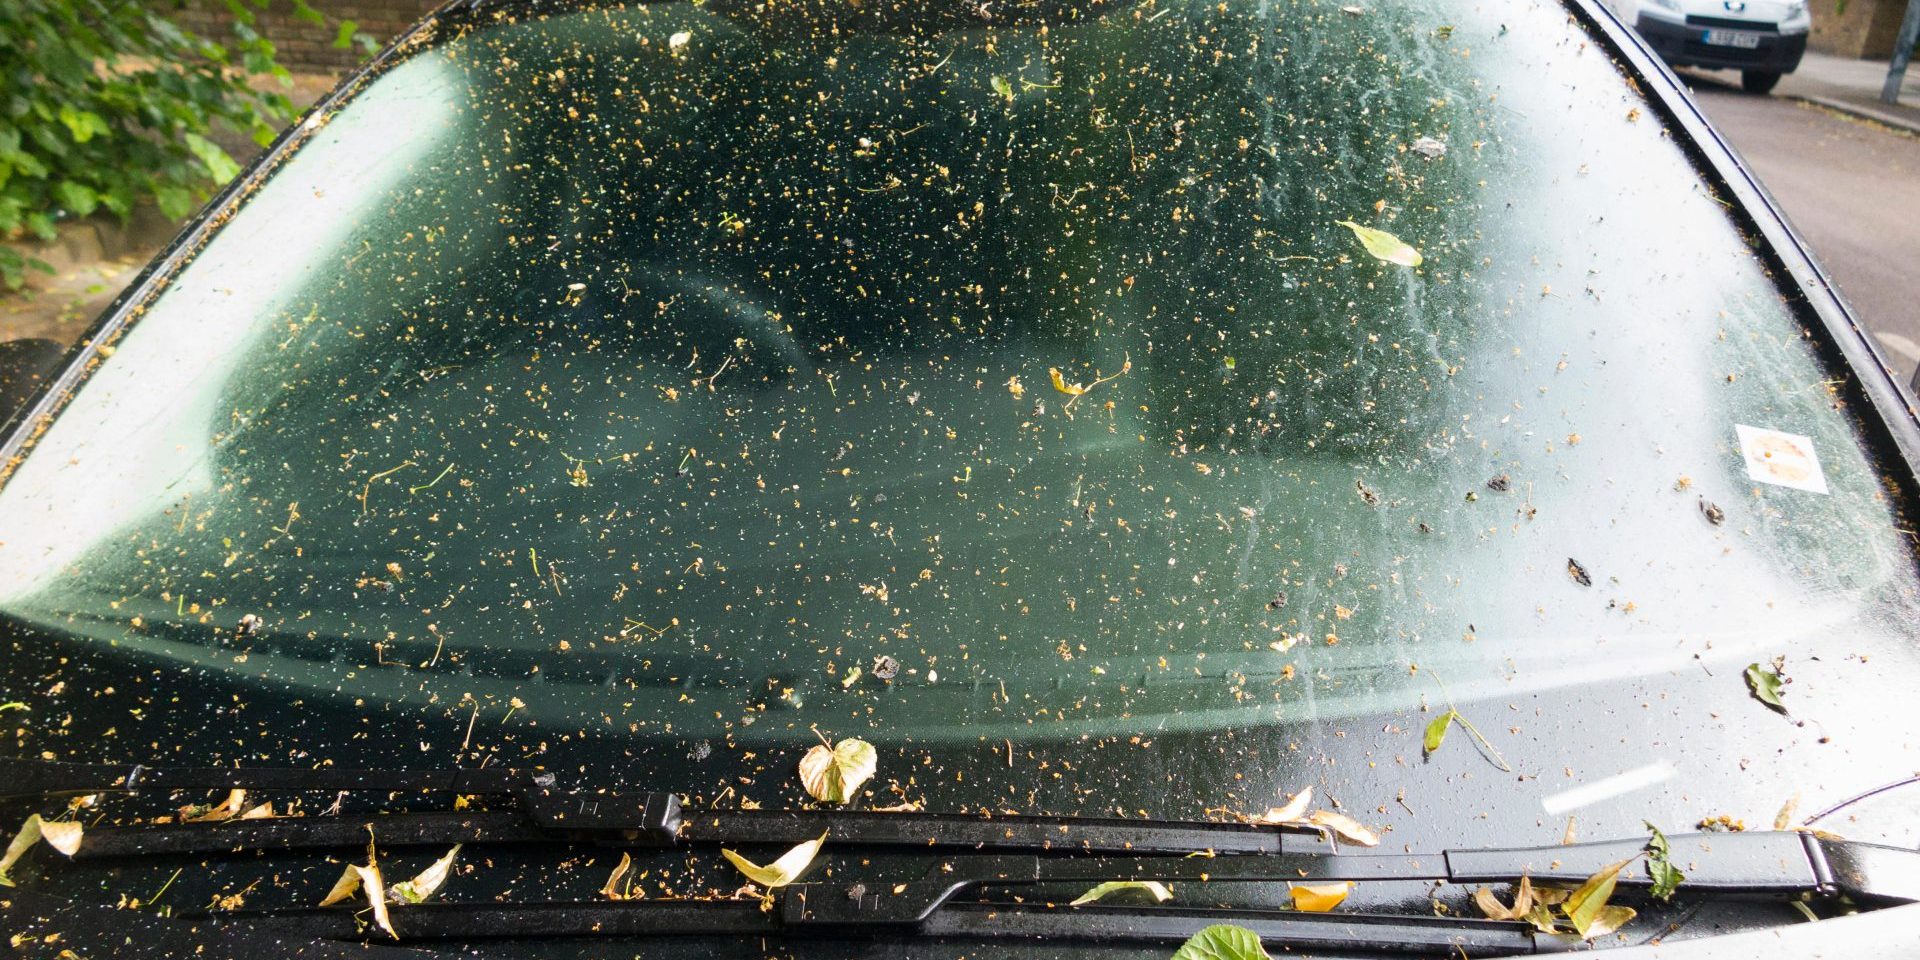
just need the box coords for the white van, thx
[1615,0,1811,91]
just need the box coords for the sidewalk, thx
[1690,51,1920,133]
[1776,51,1920,133]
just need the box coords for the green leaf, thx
[1423,709,1455,753]
[154,185,195,220]
[990,76,1015,101]
[53,181,98,217]
[1562,858,1635,940]
[56,106,108,144]
[1644,822,1684,901]
[797,738,877,804]
[1172,924,1271,960]
[333,20,360,49]
[1745,663,1787,713]
[1336,220,1423,267]
[184,133,241,184]
[1072,880,1173,906]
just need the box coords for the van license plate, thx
[1702,29,1764,47]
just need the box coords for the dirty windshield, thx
[1,0,1917,849]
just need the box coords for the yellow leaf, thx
[181,789,248,823]
[0,815,84,886]
[1071,880,1173,906]
[722,831,827,889]
[1473,874,1534,921]
[1290,881,1353,912]
[1049,368,1086,396]
[319,862,365,908]
[1336,220,1423,267]
[1307,810,1380,847]
[318,837,397,939]
[602,852,633,900]
[238,802,276,820]
[1563,858,1634,940]
[359,863,397,938]
[39,819,83,857]
[1584,904,1637,938]
[798,738,877,804]
[1774,795,1799,831]
[1255,786,1313,824]
[389,844,461,904]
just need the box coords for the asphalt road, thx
[1682,80,1920,382]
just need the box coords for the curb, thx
[1784,93,1920,135]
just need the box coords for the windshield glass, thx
[2,0,1917,856]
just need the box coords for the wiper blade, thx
[0,757,1318,858]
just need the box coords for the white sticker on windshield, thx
[1735,424,1829,494]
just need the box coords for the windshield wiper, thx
[7,758,1920,956]
[0,758,1316,857]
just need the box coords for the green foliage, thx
[0,1,375,289]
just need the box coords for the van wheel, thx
[1742,70,1782,94]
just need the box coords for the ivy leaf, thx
[1070,879,1173,906]
[183,133,240,184]
[722,831,827,889]
[798,738,877,804]
[154,185,196,221]
[1290,881,1353,912]
[1336,220,1422,267]
[1172,924,1271,960]
[1562,858,1636,940]
[53,181,98,218]
[1644,823,1684,902]
[0,815,83,886]
[332,20,360,49]
[1745,663,1788,713]
[388,844,461,904]
[1423,709,1456,754]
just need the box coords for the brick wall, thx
[1805,0,1910,58]
[176,0,444,74]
